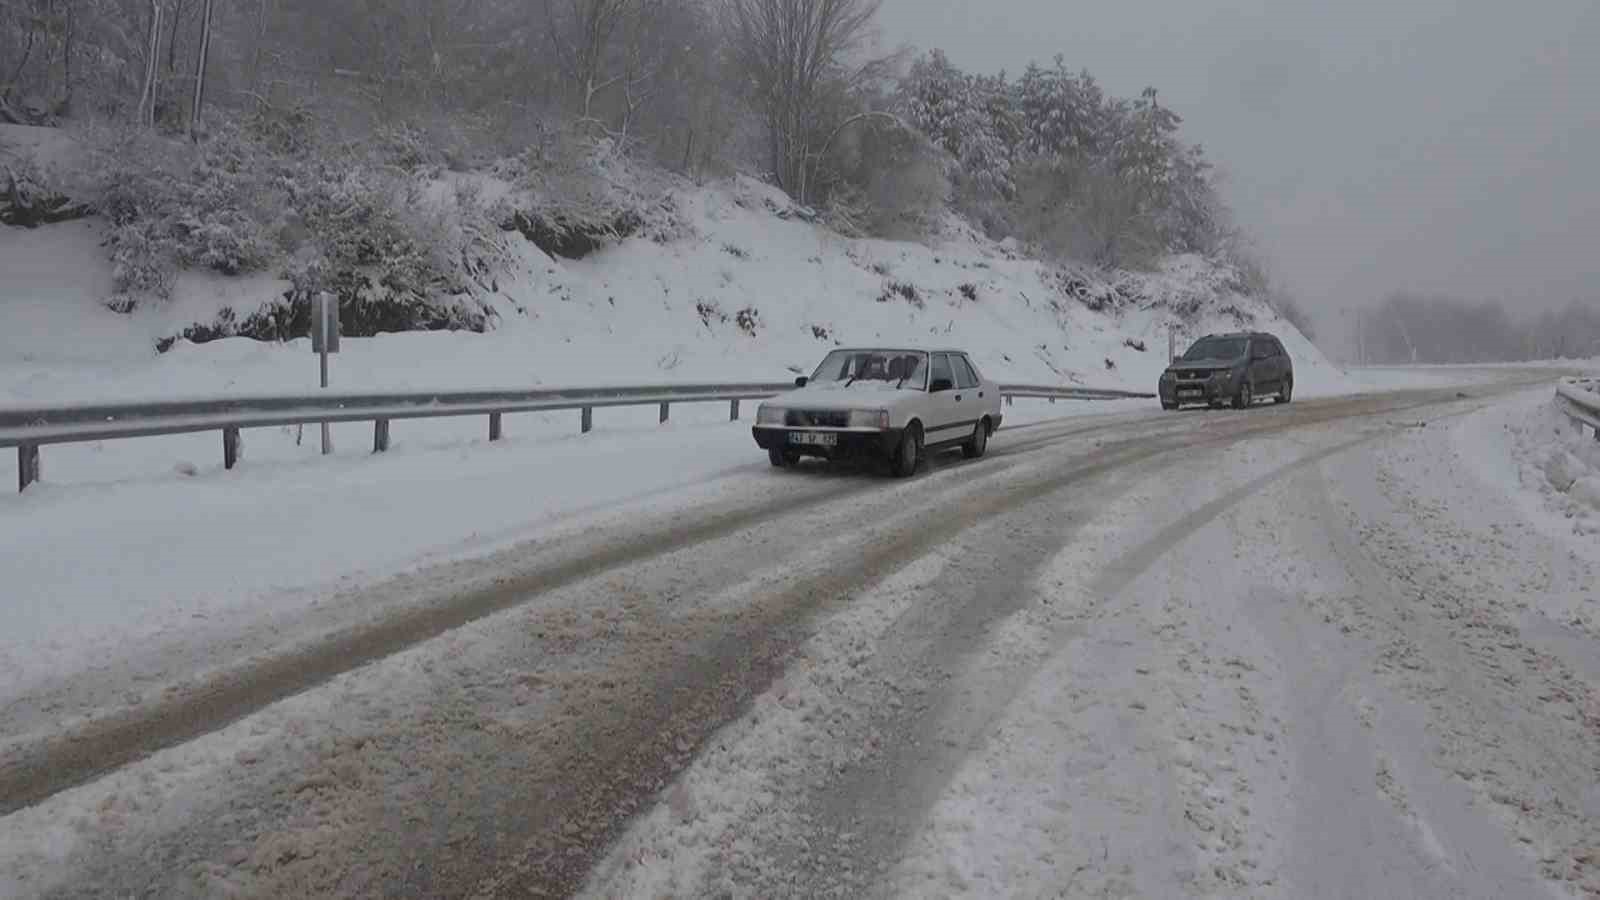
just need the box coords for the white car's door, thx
[961,353,1002,422]
[949,353,988,440]
[924,352,966,444]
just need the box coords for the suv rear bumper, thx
[753,426,902,459]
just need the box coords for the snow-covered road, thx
[4,370,1599,899]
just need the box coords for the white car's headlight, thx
[848,409,891,429]
[756,405,786,425]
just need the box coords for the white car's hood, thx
[765,383,921,411]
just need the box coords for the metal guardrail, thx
[2,380,1154,492]
[1555,379,1600,438]
[998,384,1154,403]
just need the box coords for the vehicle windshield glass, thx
[810,350,928,389]
[1182,338,1246,361]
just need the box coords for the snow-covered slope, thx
[0,175,1349,407]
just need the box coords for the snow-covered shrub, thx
[0,149,91,227]
[244,104,323,159]
[277,160,497,332]
[493,125,669,259]
[1012,156,1162,270]
[368,121,439,173]
[90,123,280,300]
[824,118,949,240]
[696,300,728,327]
[735,306,761,336]
[878,281,924,309]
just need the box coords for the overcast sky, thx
[876,0,1600,339]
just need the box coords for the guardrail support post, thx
[581,406,593,434]
[489,412,503,442]
[659,402,669,424]
[730,399,740,421]
[1005,395,1013,406]
[17,444,39,493]
[374,419,391,453]
[223,427,241,470]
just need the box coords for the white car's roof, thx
[829,347,970,354]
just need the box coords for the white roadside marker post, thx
[311,292,340,455]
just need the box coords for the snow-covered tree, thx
[1015,56,1109,161]
[896,51,1013,201]
[898,50,968,159]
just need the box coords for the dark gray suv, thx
[1159,332,1294,410]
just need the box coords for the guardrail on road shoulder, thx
[1555,379,1600,440]
[2,380,1154,492]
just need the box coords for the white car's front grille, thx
[786,409,851,428]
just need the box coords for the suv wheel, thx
[1276,378,1293,404]
[891,424,922,477]
[962,419,989,459]
[1233,381,1254,410]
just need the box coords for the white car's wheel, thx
[962,419,989,459]
[891,424,922,477]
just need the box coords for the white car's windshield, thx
[810,350,928,389]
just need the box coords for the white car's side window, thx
[953,356,979,390]
[930,354,954,390]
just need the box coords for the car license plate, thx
[789,431,837,447]
[1178,388,1203,398]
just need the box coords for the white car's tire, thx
[962,419,989,459]
[891,424,922,478]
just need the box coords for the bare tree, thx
[723,0,886,205]
[543,0,639,121]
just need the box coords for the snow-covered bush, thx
[90,123,280,300]
[277,159,498,328]
[80,112,500,335]
[823,118,949,240]
[0,148,91,227]
[1013,156,1162,270]
[492,125,676,259]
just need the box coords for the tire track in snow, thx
[575,387,1545,898]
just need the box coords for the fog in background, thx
[879,0,1600,360]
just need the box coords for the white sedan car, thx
[753,348,1004,476]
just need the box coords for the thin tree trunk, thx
[189,0,214,141]
[138,0,163,126]
[250,0,269,100]
[60,0,75,112]
[167,0,185,74]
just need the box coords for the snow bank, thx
[1457,385,1600,540]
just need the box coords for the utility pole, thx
[1356,308,1365,367]
[189,0,216,141]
